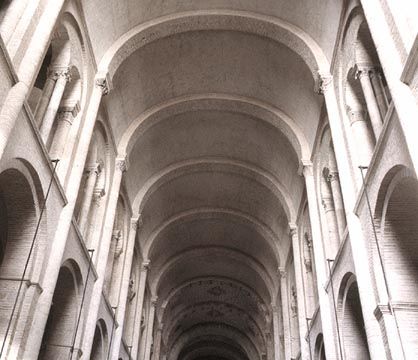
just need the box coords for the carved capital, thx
[92,188,105,205]
[321,197,335,211]
[131,214,143,230]
[142,260,151,271]
[347,106,367,126]
[116,157,128,173]
[151,296,158,306]
[315,71,333,95]
[49,67,71,82]
[95,77,109,95]
[278,267,286,279]
[289,223,298,238]
[301,159,313,178]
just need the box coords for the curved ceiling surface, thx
[79,1,340,358]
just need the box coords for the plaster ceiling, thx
[79,1,343,358]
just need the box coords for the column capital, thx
[289,223,298,237]
[278,267,287,279]
[321,197,335,212]
[314,71,333,95]
[95,72,112,95]
[115,156,128,173]
[48,66,71,82]
[141,260,151,271]
[57,101,81,121]
[346,106,367,125]
[300,159,313,177]
[151,296,158,306]
[355,63,378,80]
[131,214,143,230]
[92,188,105,205]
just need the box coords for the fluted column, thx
[347,107,374,167]
[34,70,58,125]
[110,216,142,359]
[356,66,384,139]
[49,102,80,159]
[77,163,100,234]
[302,162,337,360]
[81,157,127,359]
[39,68,71,143]
[22,76,110,360]
[144,297,158,360]
[152,322,163,360]
[289,225,309,360]
[279,268,291,360]
[131,260,151,359]
[271,305,282,360]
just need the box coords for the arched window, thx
[91,319,108,360]
[314,334,326,360]
[339,274,370,359]
[39,262,82,359]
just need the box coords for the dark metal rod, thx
[0,159,59,359]
[68,249,94,360]
[326,259,344,360]
[107,306,117,360]
[359,166,406,359]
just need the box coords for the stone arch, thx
[0,161,46,354]
[98,10,330,82]
[338,273,370,360]
[314,333,326,360]
[39,259,83,359]
[91,318,109,360]
[373,166,418,358]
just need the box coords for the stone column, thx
[360,0,418,175]
[39,68,71,143]
[110,216,142,359]
[77,163,101,234]
[271,305,282,360]
[85,189,104,249]
[278,268,291,360]
[49,102,80,159]
[356,66,384,139]
[370,69,389,118]
[289,225,309,360]
[0,0,66,161]
[0,0,29,44]
[144,297,158,360]
[321,175,340,258]
[81,157,128,359]
[152,322,163,360]
[327,171,346,240]
[302,162,337,360]
[316,72,387,359]
[22,76,109,360]
[131,260,151,359]
[34,70,57,125]
[347,107,374,167]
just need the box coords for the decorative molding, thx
[314,71,333,95]
[116,156,128,172]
